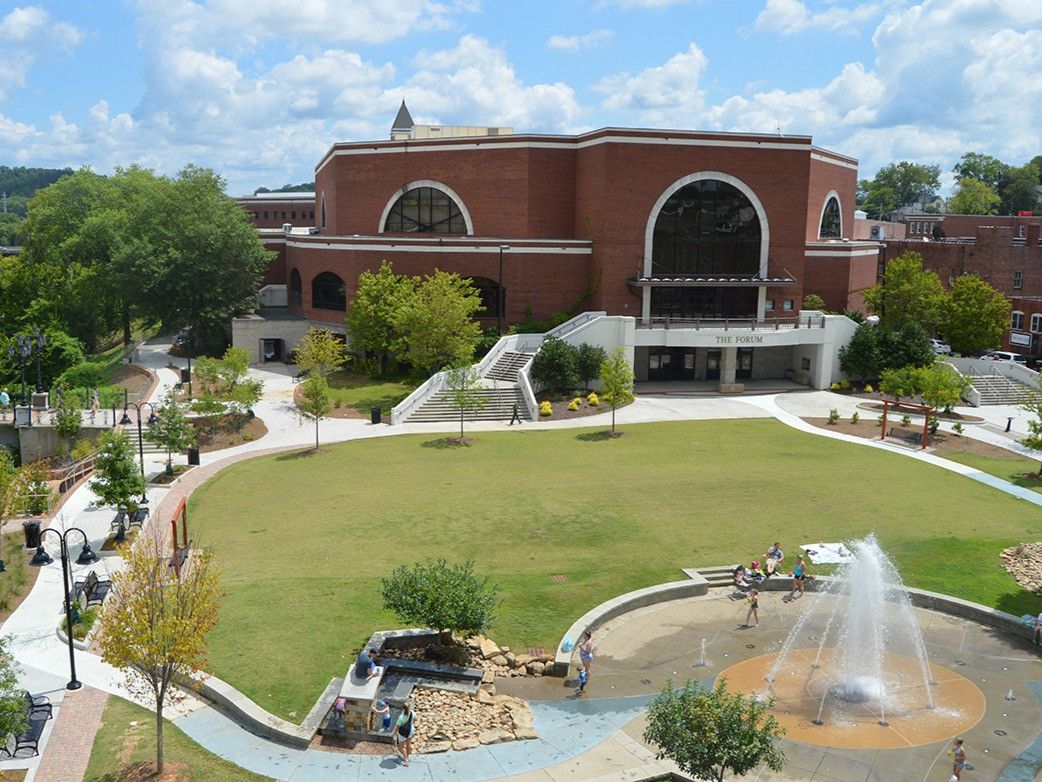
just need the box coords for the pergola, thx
[879,398,933,449]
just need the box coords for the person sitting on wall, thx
[764,543,784,575]
[748,561,766,584]
[355,649,380,679]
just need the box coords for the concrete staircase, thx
[967,373,1033,405]
[404,387,527,423]
[692,565,740,589]
[484,351,534,383]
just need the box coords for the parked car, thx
[930,339,952,355]
[985,350,1028,364]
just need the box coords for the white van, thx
[985,350,1028,364]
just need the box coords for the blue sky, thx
[2,1,1040,195]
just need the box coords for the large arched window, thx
[289,268,302,305]
[312,271,346,311]
[819,195,841,238]
[383,186,468,234]
[651,179,761,275]
[470,276,503,317]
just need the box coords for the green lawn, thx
[324,370,417,415]
[189,419,1042,721]
[943,450,1042,494]
[84,697,272,781]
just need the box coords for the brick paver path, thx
[34,686,109,782]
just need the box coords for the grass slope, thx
[943,450,1042,494]
[326,371,417,415]
[189,419,1042,720]
[84,697,272,781]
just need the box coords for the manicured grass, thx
[189,419,1042,721]
[325,370,417,415]
[84,697,273,782]
[943,450,1042,494]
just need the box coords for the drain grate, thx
[550,574,568,582]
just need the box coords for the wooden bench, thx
[72,571,111,609]
[887,427,922,446]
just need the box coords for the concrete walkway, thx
[8,341,1042,781]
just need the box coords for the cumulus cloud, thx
[754,0,900,37]
[594,43,709,126]
[547,30,614,51]
[0,6,83,102]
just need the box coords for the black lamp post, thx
[32,327,46,392]
[497,244,510,335]
[30,526,99,691]
[120,402,158,505]
[7,337,29,408]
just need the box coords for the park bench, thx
[109,509,127,532]
[24,690,51,720]
[129,507,149,528]
[887,427,922,446]
[169,540,192,572]
[292,368,307,382]
[72,570,111,609]
[0,692,52,758]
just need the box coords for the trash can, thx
[23,520,41,549]
[181,367,191,384]
[187,446,200,466]
[370,406,381,425]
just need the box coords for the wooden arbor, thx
[879,398,933,449]
[169,496,192,577]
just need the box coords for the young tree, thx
[380,558,499,639]
[295,327,348,378]
[919,364,969,412]
[599,347,635,436]
[297,375,332,450]
[644,679,785,782]
[347,262,417,375]
[838,323,881,381]
[801,293,827,312]
[1021,387,1042,474]
[90,430,146,518]
[941,275,1011,356]
[218,346,251,389]
[530,337,580,393]
[444,364,487,441]
[148,390,196,475]
[228,378,263,421]
[576,343,607,391]
[392,270,482,375]
[54,403,82,460]
[192,356,223,395]
[862,252,946,332]
[191,395,225,434]
[0,637,28,742]
[99,534,221,776]
[0,449,19,533]
[948,178,1000,216]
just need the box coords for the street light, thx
[7,337,30,407]
[29,526,99,691]
[120,402,158,505]
[497,244,510,335]
[32,327,46,392]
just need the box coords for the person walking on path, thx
[745,588,759,627]
[575,631,593,695]
[790,556,808,598]
[950,738,967,780]
[392,702,415,766]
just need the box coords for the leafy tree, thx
[19,460,53,516]
[99,536,221,776]
[54,403,83,459]
[218,346,251,389]
[58,361,106,389]
[919,364,969,412]
[599,347,635,435]
[857,181,896,219]
[191,356,223,394]
[878,322,935,370]
[842,308,865,324]
[952,152,1008,191]
[191,394,225,434]
[0,213,26,245]
[839,323,881,381]
[0,637,29,742]
[1021,385,1042,474]
[530,337,579,393]
[0,449,19,531]
[801,293,827,312]
[0,328,86,393]
[254,181,315,194]
[444,364,488,441]
[91,430,145,539]
[862,252,945,332]
[148,390,196,475]
[294,327,347,378]
[948,178,1000,215]
[228,379,263,419]
[392,270,482,375]
[941,275,1010,356]
[346,262,417,375]
[576,343,607,391]
[644,679,785,782]
[999,163,1041,215]
[297,376,332,450]
[865,162,941,210]
[380,558,499,638]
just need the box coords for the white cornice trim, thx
[286,240,591,255]
[811,152,858,171]
[804,248,879,257]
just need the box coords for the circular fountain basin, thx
[721,648,985,749]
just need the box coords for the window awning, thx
[629,275,796,288]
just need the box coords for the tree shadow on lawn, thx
[1009,471,1042,492]
[274,447,324,461]
[994,588,1042,622]
[421,436,473,449]
[574,430,624,442]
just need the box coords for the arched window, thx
[651,179,761,275]
[289,268,302,305]
[312,271,346,311]
[384,186,467,234]
[470,277,503,317]
[819,196,841,238]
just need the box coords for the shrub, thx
[876,414,884,427]
[952,422,964,436]
[851,411,860,424]
[71,437,96,462]
[576,343,607,390]
[827,408,840,425]
[863,384,874,393]
[62,607,98,641]
[539,400,553,416]
[530,337,580,393]
[58,361,107,389]
[587,392,599,406]
[830,382,840,391]
[901,414,912,426]
[568,398,581,411]
[380,558,499,638]
[928,415,940,435]
[839,378,851,390]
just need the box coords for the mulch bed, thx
[110,365,153,405]
[804,417,1026,460]
[191,415,268,452]
[535,391,628,421]
[291,383,366,419]
[101,528,140,551]
[148,464,195,485]
[852,399,983,423]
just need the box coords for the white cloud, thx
[594,44,708,125]
[0,6,83,102]
[754,0,899,36]
[547,30,614,51]
[595,0,698,7]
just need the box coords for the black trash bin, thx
[180,367,191,384]
[23,520,41,549]
[370,406,381,425]
[187,446,200,466]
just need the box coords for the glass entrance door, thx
[706,349,721,380]
[737,348,753,380]
[648,348,696,381]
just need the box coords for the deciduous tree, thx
[999,163,1041,215]
[941,275,1010,356]
[801,293,827,312]
[952,152,1008,192]
[599,347,635,436]
[0,637,28,742]
[99,534,221,776]
[294,327,348,378]
[530,337,579,393]
[862,252,945,332]
[644,679,786,782]
[380,558,499,639]
[839,323,881,381]
[296,375,332,450]
[948,178,1000,216]
[576,343,607,391]
[444,364,487,441]
[90,430,145,517]
[392,270,482,375]
[346,262,417,375]
[147,390,196,475]
[1021,384,1042,474]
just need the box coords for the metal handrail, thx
[636,315,825,330]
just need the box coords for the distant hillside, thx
[254,182,315,194]
[0,166,74,217]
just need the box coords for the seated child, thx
[748,561,766,583]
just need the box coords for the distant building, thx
[389,100,511,141]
